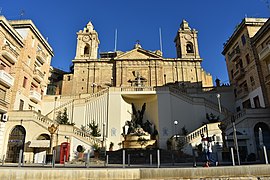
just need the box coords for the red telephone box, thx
[60,142,70,164]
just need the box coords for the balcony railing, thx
[33,68,44,82]
[228,48,241,62]
[0,70,14,88]
[233,68,245,80]
[259,44,270,61]
[29,90,42,103]
[1,45,19,64]
[36,50,47,64]
[237,87,249,98]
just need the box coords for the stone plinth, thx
[122,134,156,149]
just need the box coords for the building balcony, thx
[265,74,270,85]
[236,87,249,98]
[0,70,14,88]
[1,45,19,64]
[233,68,245,80]
[36,50,47,64]
[29,90,41,103]
[33,68,44,83]
[259,44,270,61]
[228,48,241,62]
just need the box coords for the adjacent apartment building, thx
[222,18,270,161]
[0,16,54,162]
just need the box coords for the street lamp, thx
[173,120,178,150]
[216,94,221,113]
[174,120,178,137]
[102,123,106,148]
[231,116,240,165]
[92,83,97,93]
[164,74,167,84]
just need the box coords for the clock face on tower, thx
[82,35,91,42]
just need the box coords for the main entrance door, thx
[6,125,26,163]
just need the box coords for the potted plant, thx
[92,143,101,158]
[109,142,114,151]
[76,145,85,159]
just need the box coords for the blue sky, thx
[1,0,269,84]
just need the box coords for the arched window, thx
[84,45,90,56]
[186,42,194,53]
[37,134,50,140]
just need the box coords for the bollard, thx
[18,149,23,167]
[192,149,197,167]
[42,155,46,166]
[64,155,66,167]
[106,155,108,166]
[122,149,125,168]
[128,154,130,166]
[22,155,25,167]
[52,150,56,168]
[157,149,160,168]
[86,150,90,168]
[150,154,152,166]
[172,153,174,166]
[230,147,235,166]
[263,146,268,164]
[2,155,5,166]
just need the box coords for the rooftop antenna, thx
[20,10,25,19]
[159,27,163,53]
[114,29,118,52]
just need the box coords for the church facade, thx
[61,20,213,96]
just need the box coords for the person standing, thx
[201,134,208,163]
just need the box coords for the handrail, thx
[73,126,102,146]
[10,110,101,146]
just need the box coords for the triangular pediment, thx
[115,48,162,60]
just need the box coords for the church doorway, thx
[6,125,26,163]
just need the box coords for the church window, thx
[84,45,90,56]
[246,54,250,64]
[241,34,246,46]
[186,42,194,53]
[23,77,28,88]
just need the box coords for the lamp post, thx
[164,74,167,84]
[231,116,240,165]
[102,123,106,148]
[174,120,178,150]
[92,83,97,93]
[216,94,221,113]
[174,120,178,136]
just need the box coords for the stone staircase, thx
[180,122,222,155]
[45,88,109,120]
[169,86,230,116]
[8,110,102,147]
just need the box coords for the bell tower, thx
[75,21,100,60]
[174,20,200,59]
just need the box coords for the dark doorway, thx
[6,125,26,163]
[254,122,270,161]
